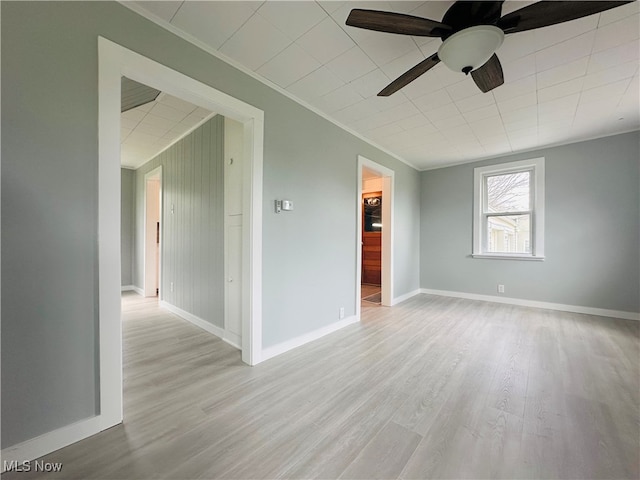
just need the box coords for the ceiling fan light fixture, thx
[438,25,504,74]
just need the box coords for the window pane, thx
[487,214,531,253]
[486,171,530,213]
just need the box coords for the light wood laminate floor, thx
[4,292,639,479]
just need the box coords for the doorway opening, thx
[356,156,394,318]
[143,167,162,298]
[99,37,264,434]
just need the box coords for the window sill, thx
[471,254,545,261]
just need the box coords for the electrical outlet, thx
[497,284,505,294]
[170,282,174,292]
[339,307,345,320]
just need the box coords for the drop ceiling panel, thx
[129,1,640,170]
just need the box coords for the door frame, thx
[98,37,264,431]
[356,155,394,318]
[143,166,162,298]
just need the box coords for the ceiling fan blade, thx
[471,54,504,93]
[498,1,635,34]
[346,9,451,37]
[379,54,440,97]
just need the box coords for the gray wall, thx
[1,1,420,448]
[420,131,640,314]
[134,116,225,328]
[121,168,134,286]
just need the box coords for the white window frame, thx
[473,158,545,260]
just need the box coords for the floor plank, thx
[3,292,638,480]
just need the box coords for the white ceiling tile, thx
[121,117,140,130]
[413,89,454,113]
[455,92,496,113]
[535,31,596,72]
[582,61,638,91]
[417,38,440,54]
[538,94,580,120]
[504,116,538,133]
[315,84,363,113]
[496,31,536,63]
[430,114,468,130]
[407,1,451,24]
[134,1,183,21]
[435,65,468,90]
[358,34,418,66]
[400,67,448,99]
[493,75,537,102]
[397,113,433,131]
[287,66,345,100]
[445,78,481,101]
[537,77,585,104]
[368,122,404,139]
[326,46,378,83]
[139,113,178,132]
[579,78,631,104]
[332,98,379,124]
[424,103,461,122]
[576,98,619,119]
[588,39,640,73]
[257,43,321,88]
[149,103,189,122]
[379,49,426,81]
[257,1,326,40]
[156,94,198,114]
[134,122,171,137]
[351,113,393,133]
[171,2,256,50]
[296,17,355,64]
[533,15,598,52]
[593,14,640,53]
[462,104,500,123]
[220,14,292,70]
[122,109,146,122]
[366,92,411,113]
[497,92,537,114]
[349,69,391,98]
[500,105,537,124]
[599,2,640,26]
[503,54,537,83]
[479,133,510,147]
[469,116,506,137]
[440,124,476,142]
[124,131,161,145]
[536,57,589,90]
[317,1,346,15]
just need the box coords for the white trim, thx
[131,285,144,297]
[471,254,545,261]
[94,37,264,463]
[1,416,105,471]
[120,285,135,292]
[420,289,640,321]
[261,316,359,362]
[357,156,395,319]
[391,289,421,306]
[473,157,545,259]
[159,301,243,348]
[117,1,419,172]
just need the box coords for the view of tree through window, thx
[485,171,532,254]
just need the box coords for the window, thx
[473,158,545,260]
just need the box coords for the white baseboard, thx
[130,286,144,296]
[159,301,241,349]
[120,285,135,292]
[420,288,640,321]
[391,289,421,306]
[261,315,359,362]
[1,415,106,472]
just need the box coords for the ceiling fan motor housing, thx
[437,25,505,74]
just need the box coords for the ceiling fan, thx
[346,1,634,96]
